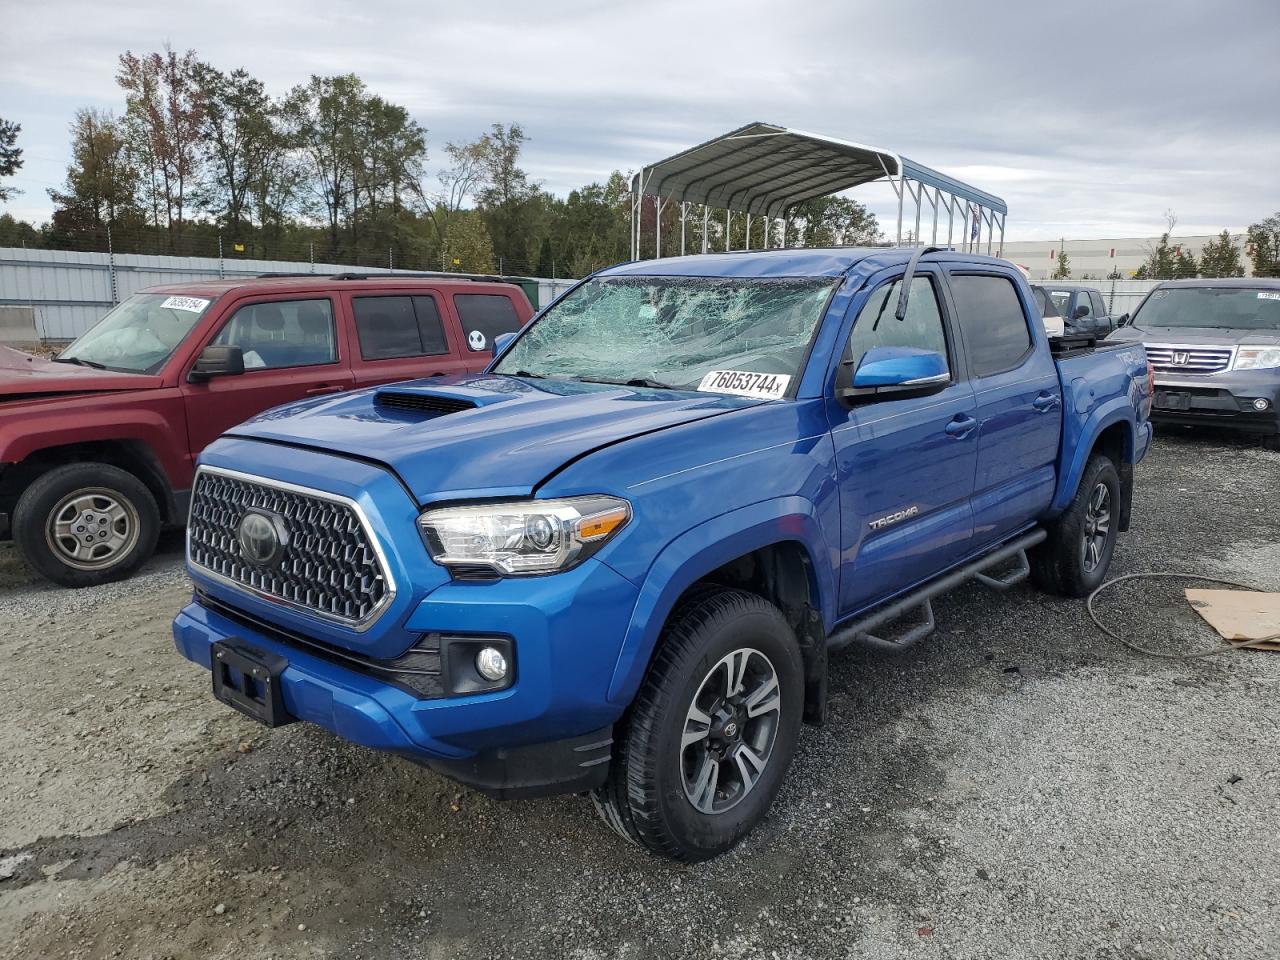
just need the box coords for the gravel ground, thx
[1,429,1277,960]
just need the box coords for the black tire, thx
[592,586,804,862]
[1030,454,1120,597]
[13,462,160,588]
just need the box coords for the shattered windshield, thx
[1134,287,1280,330]
[59,293,215,374]
[493,276,836,392]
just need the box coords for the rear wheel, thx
[1030,454,1120,597]
[592,587,804,862]
[13,462,160,588]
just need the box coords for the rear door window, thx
[353,295,450,360]
[949,275,1033,377]
[454,294,521,352]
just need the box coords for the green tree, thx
[193,63,279,238]
[117,46,207,244]
[442,209,496,273]
[1134,233,1188,280]
[1051,249,1071,280]
[0,116,22,201]
[1247,213,1280,278]
[47,108,143,242]
[474,123,541,270]
[1197,230,1244,278]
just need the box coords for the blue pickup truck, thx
[173,247,1153,861]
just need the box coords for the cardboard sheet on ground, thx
[1184,589,1280,651]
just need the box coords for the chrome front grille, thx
[1145,344,1234,374]
[188,467,393,630]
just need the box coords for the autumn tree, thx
[0,116,22,201]
[474,123,541,270]
[1198,230,1245,278]
[117,47,207,244]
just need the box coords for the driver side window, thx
[848,276,949,373]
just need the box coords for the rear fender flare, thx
[605,496,835,705]
[1049,396,1134,515]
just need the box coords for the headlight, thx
[1235,347,1280,370]
[418,496,631,576]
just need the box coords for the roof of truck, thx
[598,246,1012,280]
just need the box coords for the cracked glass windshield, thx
[493,276,836,391]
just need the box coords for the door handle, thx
[1033,392,1061,412]
[945,414,977,439]
[306,384,345,396]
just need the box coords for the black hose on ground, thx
[1086,572,1280,659]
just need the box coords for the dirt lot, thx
[1,430,1278,960]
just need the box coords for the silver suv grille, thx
[1145,344,1234,374]
[187,467,393,630]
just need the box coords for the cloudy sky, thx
[3,0,1277,241]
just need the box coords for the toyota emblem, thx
[238,510,288,567]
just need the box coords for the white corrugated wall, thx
[1,247,570,341]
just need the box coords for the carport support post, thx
[745,213,752,250]
[896,171,906,245]
[680,201,688,256]
[931,188,940,245]
[947,196,955,249]
[655,197,662,259]
[725,210,731,252]
[702,206,709,254]
[998,214,1006,257]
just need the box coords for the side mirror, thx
[1117,313,1131,327]
[188,344,244,382]
[492,331,517,358]
[839,347,950,404]
[1073,305,1089,320]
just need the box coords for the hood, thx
[1112,326,1280,347]
[227,373,764,503]
[0,346,162,399]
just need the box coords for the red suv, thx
[0,274,534,586]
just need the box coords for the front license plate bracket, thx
[211,639,294,727]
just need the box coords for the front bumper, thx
[174,553,640,798]
[1150,370,1280,435]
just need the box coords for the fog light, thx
[1252,398,1270,411]
[475,646,509,682]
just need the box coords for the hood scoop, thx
[374,387,477,416]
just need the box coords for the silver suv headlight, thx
[1234,347,1280,370]
[418,496,631,576]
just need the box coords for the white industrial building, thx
[997,234,1252,280]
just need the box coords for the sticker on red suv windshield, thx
[1257,291,1280,301]
[160,296,211,313]
[697,369,791,400]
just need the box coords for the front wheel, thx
[592,587,804,862]
[1030,454,1120,597]
[12,462,160,588]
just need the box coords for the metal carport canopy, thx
[632,121,1007,219]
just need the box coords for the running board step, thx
[972,549,1031,592]
[827,528,1047,655]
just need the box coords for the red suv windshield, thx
[58,293,216,374]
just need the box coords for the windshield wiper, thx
[52,356,107,370]
[573,376,677,390]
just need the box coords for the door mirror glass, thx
[1073,305,1090,320]
[1117,313,1131,326]
[492,331,517,358]
[841,346,949,402]
[189,344,244,381]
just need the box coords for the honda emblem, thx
[1173,351,1190,365]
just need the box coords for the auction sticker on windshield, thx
[160,296,211,313]
[1257,291,1280,301]
[697,370,791,401]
